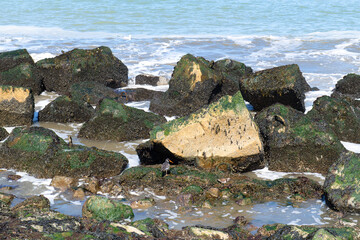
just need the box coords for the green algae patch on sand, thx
[82,196,134,221]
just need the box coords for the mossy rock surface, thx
[130,218,168,238]
[0,49,34,72]
[78,98,166,141]
[38,95,95,123]
[141,91,264,173]
[82,196,134,221]
[240,64,310,112]
[0,85,34,126]
[150,54,252,117]
[307,96,360,143]
[36,46,128,95]
[255,103,345,174]
[0,126,128,178]
[324,151,360,213]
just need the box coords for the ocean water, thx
[1,0,360,230]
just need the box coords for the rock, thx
[0,49,44,95]
[307,96,360,143]
[135,74,168,86]
[0,126,128,178]
[130,198,155,209]
[70,81,125,105]
[78,98,166,141]
[149,54,252,117]
[50,176,77,191]
[206,188,220,198]
[38,96,95,123]
[233,216,248,226]
[37,46,128,95]
[324,151,360,213]
[121,88,165,102]
[255,103,345,174]
[189,227,230,240]
[7,174,21,181]
[82,195,134,221]
[0,192,15,205]
[12,195,50,212]
[130,218,168,238]
[0,86,34,126]
[83,177,100,194]
[176,194,193,206]
[332,73,360,99]
[73,188,85,200]
[138,91,264,173]
[240,64,310,112]
[0,127,9,141]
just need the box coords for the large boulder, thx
[37,46,128,95]
[0,86,34,126]
[0,49,44,95]
[0,126,128,178]
[240,64,310,112]
[70,81,124,105]
[78,98,167,141]
[38,96,95,123]
[82,196,134,221]
[332,73,360,99]
[307,96,360,143]
[138,91,264,172]
[255,103,345,174]
[324,151,360,213]
[149,54,252,117]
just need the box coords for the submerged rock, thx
[78,98,166,141]
[0,49,44,95]
[149,54,252,117]
[135,74,168,86]
[307,96,360,143]
[0,85,34,126]
[255,103,345,174]
[324,151,360,213]
[82,195,134,221]
[240,64,310,112]
[37,46,128,95]
[38,95,95,123]
[0,126,128,178]
[138,91,264,173]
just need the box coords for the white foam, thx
[30,53,56,62]
[120,151,140,168]
[122,84,169,92]
[4,127,16,134]
[341,141,360,153]
[253,167,325,181]
[288,218,301,225]
[124,101,150,112]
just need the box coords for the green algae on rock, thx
[0,126,128,178]
[78,98,166,141]
[240,64,310,112]
[37,46,128,95]
[324,151,360,213]
[307,96,360,143]
[255,103,345,174]
[0,85,34,126]
[38,95,95,123]
[139,91,264,173]
[82,196,134,221]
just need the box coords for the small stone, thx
[50,176,77,191]
[207,188,220,198]
[202,201,212,209]
[99,180,114,193]
[84,177,100,194]
[218,178,230,184]
[8,174,21,181]
[234,216,248,226]
[130,198,155,209]
[236,198,252,206]
[110,184,122,196]
[220,190,232,199]
[73,188,85,200]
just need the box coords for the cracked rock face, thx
[138,91,264,172]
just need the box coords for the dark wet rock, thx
[37,46,128,95]
[78,98,166,141]
[70,81,126,105]
[0,126,128,178]
[7,174,21,181]
[324,151,360,213]
[0,85,34,126]
[12,195,50,212]
[149,54,252,117]
[259,224,359,240]
[138,92,264,173]
[116,165,322,206]
[333,73,360,99]
[82,195,134,221]
[0,192,15,206]
[0,49,44,95]
[240,64,310,112]
[122,88,165,102]
[0,127,8,141]
[38,95,95,123]
[135,74,168,86]
[307,96,360,143]
[255,103,345,174]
